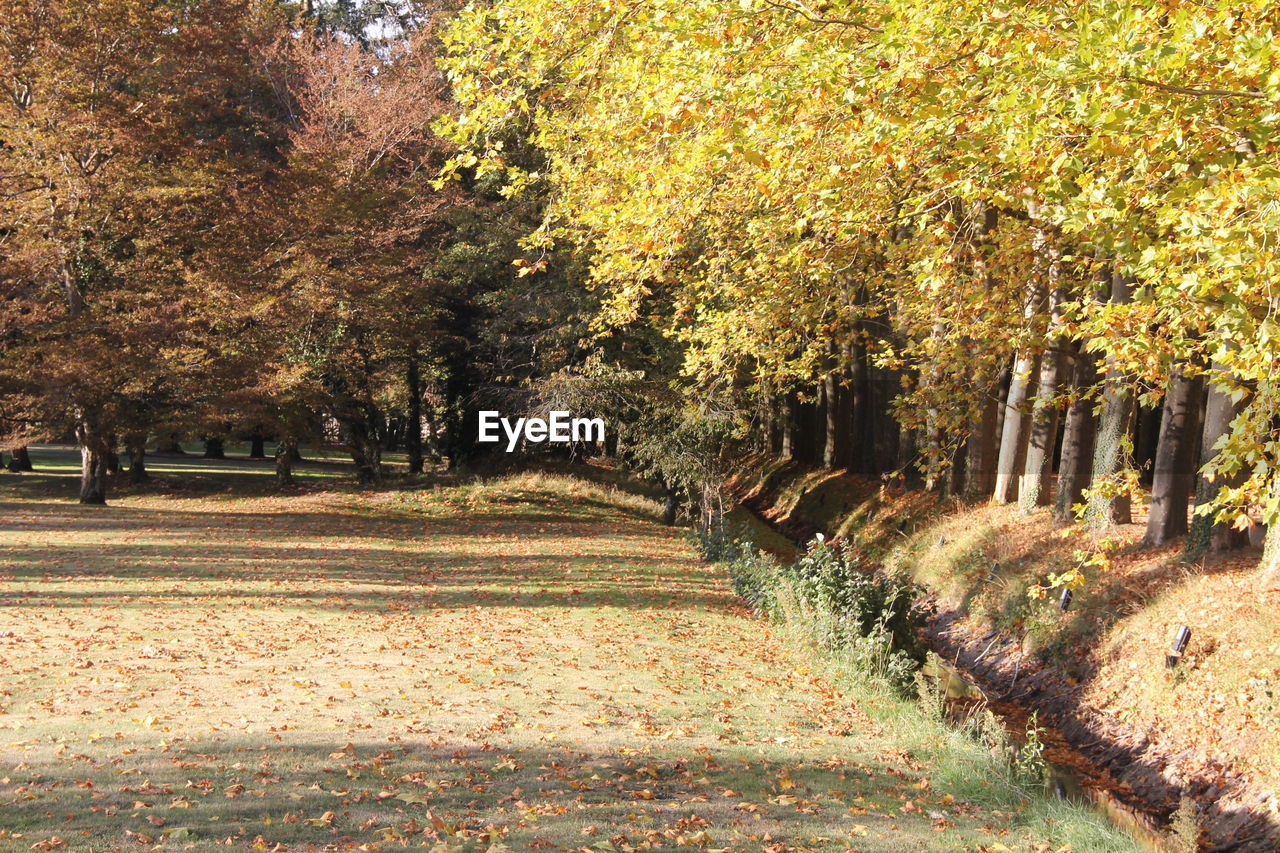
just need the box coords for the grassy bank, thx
[730,454,1280,840]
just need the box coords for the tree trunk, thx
[780,393,798,460]
[922,315,949,491]
[249,429,267,459]
[275,436,297,487]
[203,438,225,459]
[662,480,679,526]
[77,421,111,505]
[6,445,33,472]
[1185,364,1249,558]
[1260,522,1280,590]
[1085,273,1135,529]
[1019,258,1068,513]
[1134,405,1162,487]
[406,350,425,475]
[964,385,1000,500]
[822,370,840,468]
[1144,366,1204,545]
[993,354,1040,503]
[105,435,121,474]
[871,366,901,476]
[848,335,875,475]
[1019,347,1065,512]
[1054,347,1098,523]
[993,219,1051,504]
[157,434,185,454]
[794,391,823,465]
[127,434,149,483]
[944,436,967,500]
[342,410,383,485]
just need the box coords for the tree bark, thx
[822,370,840,468]
[157,434,186,454]
[105,435,121,474]
[1185,364,1248,558]
[406,349,425,475]
[1144,366,1204,545]
[848,335,875,475]
[662,480,679,526]
[127,434,149,483]
[1054,347,1098,523]
[249,429,267,459]
[275,436,297,487]
[964,387,1000,500]
[1085,273,1135,529]
[1134,404,1162,487]
[993,354,1040,503]
[341,410,383,485]
[1260,522,1280,590]
[6,445,33,472]
[922,316,949,491]
[780,393,798,460]
[1018,234,1068,512]
[1019,346,1065,513]
[77,421,111,505]
[203,438,225,459]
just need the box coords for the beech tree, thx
[0,0,292,503]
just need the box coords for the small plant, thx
[1013,713,1048,786]
[914,668,946,725]
[1168,795,1200,853]
[776,536,930,690]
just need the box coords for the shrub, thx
[690,522,748,563]
[785,536,929,666]
[725,546,781,616]
[721,533,930,692]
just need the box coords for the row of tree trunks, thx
[770,354,902,477]
[761,278,1246,561]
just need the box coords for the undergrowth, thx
[719,534,927,692]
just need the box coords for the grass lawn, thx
[0,453,1136,851]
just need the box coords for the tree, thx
[0,0,294,503]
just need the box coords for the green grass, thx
[0,457,1137,851]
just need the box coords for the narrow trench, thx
[922,656,1169,852]
[731,503,1171,852]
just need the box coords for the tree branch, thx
[1122,74,1267,100]
[759,0,882,33]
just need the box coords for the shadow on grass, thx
[1,445,356,502]
[0,736,949,853]
[0,499,732,612]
